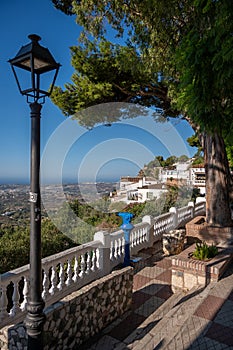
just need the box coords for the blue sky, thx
[0,0,196,185]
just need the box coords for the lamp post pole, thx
[24,102,45,350]
[8,34,60,349]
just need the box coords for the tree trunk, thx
[203,132,232,227]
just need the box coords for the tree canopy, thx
[51,0,233,226]
[51,0,233,137]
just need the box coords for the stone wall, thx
[0,267,133,350]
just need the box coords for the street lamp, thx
[9,34,60,350]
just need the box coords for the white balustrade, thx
[177,205,192,225]
[154,212,174,236]
[108,230,125,268]
[130,222,149,255]
[0,241,102,328]
[194,200,206,215]
[0,200,206,328]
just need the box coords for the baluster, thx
[111,241,116,261]
[91,248,97,272]
[157,222,160,235]
[118,238,122,257]
[73,256,79,282]
[121,237,125,256]
[66,259,72,286]
[21,276,29,311]
[0,285,8,321]
[141,228,144,243]
[49,265,56,295]
[131,232,134,248]
[139,229,142,244]
[144,227,147,242]
[10,281,20,317]
[95,248,100,269]
[42,269,49,301]
[118,237,121,258]
[58,262,64,291]
[86,252,91,275]
[110,241,113,261]
[79,254,85,278]
[114,240,118,260]
[137,230,140,245]
[115,239,119,259]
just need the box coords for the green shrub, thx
[0,219,77,274]
[192,241,218,261]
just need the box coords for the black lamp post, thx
[9,34,60,350]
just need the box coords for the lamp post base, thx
[25,300,45,350]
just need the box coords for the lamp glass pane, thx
[34,58,50,69]
[19,58,49,70]
[19,59,31,69]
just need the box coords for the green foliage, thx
[174,0,233,134]
[163,156,177,167]
[177,155,189,163]
[192,241,218,261]
[51,37,175,127]
[51,0,233,137]
[226,143,233,169]
[41,219,77,257]
[52,0,74,15]
[192,157,204,165]
[0,220,77,274]
[0,226,30,274]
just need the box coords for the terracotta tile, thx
[135,296,164,318]
[108,312,146,341]
[155,258,172,269]
[214,300,233,328]
[205,322,233,346]
[132,291,152,310]
[139,266,165,278]
[194,295,225,321]
[155,284,173,300]
[155,269,172,283]
[139,281,165,296]
[133,275,153,291]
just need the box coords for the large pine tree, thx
[51,0,233,227]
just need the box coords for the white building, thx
[189,164,206,195]
[112,176,167,204]
[159,161,192,184]
[112,160,207,204]
[159,161,206,195]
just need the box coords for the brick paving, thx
[81,255,233,350]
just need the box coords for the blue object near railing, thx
[118,212,134,266]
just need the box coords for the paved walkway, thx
[81,253,233,350]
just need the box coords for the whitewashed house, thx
[112,176,167,204]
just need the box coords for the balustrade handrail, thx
[42,240,101,265]
[0,199,206,328]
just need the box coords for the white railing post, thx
[169,207,178,228]
[94,231,111,276]
[188,201,194,218]
[142,215,154,248]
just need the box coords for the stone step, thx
[117,283,215,350]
